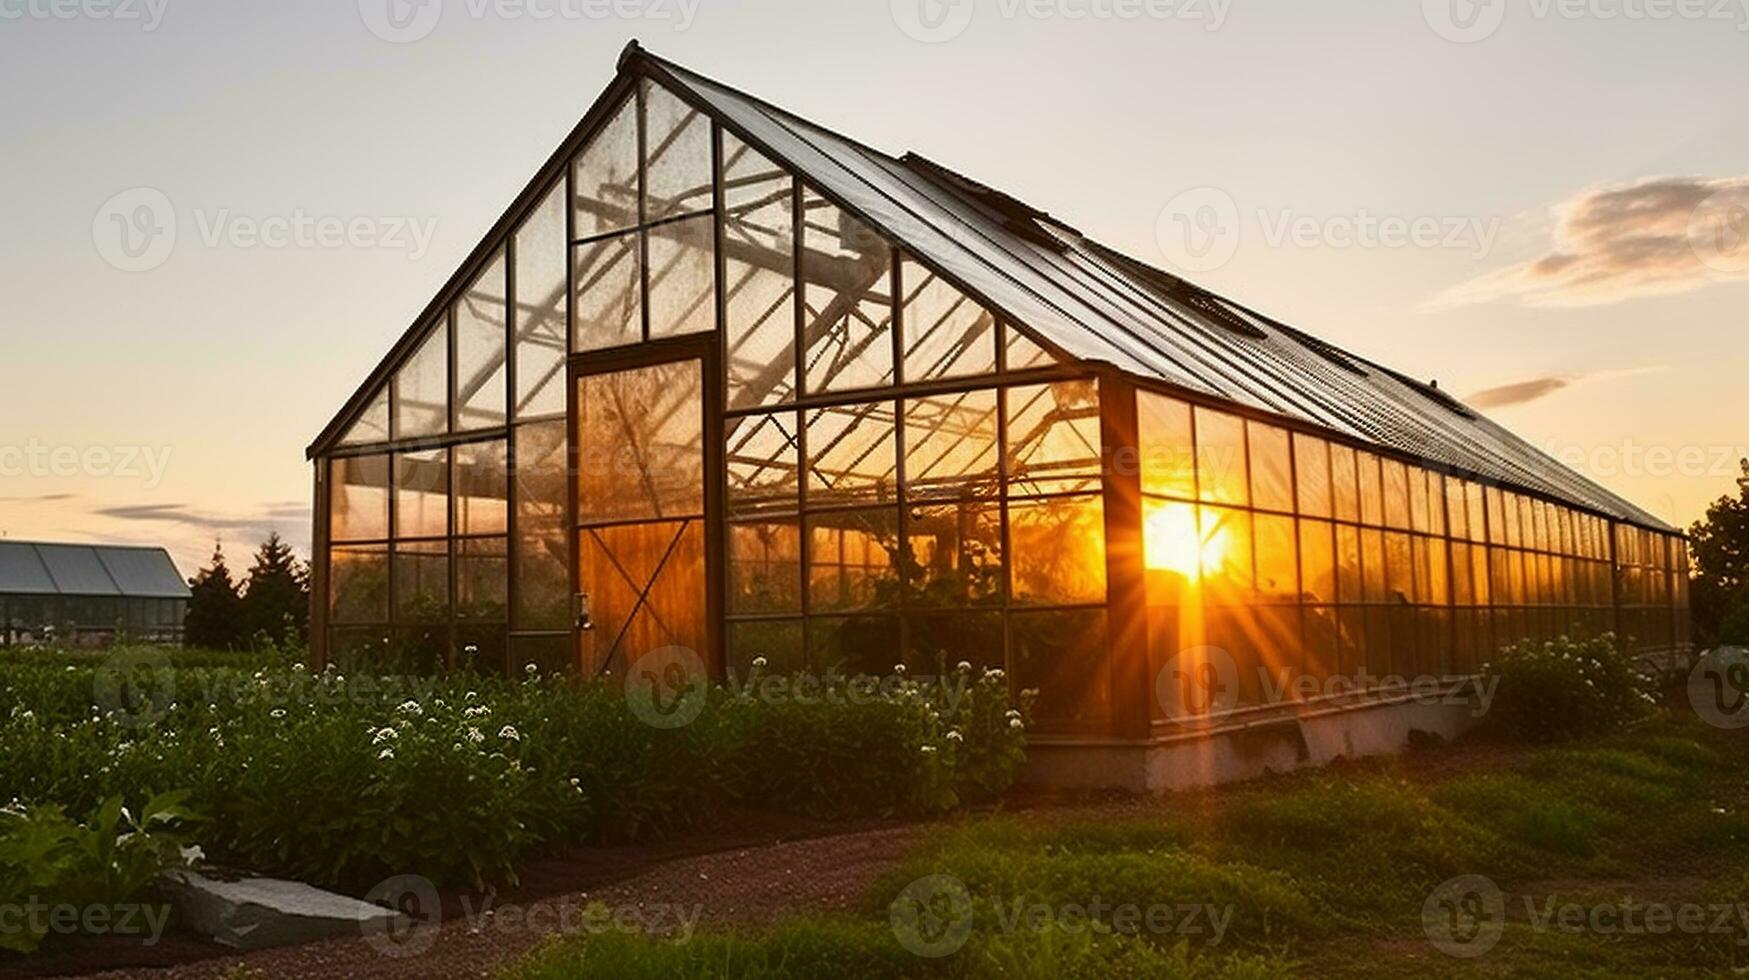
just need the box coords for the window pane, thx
[1012,609,1109,730]
[578,360,704,523]
[1362,528,1387,602]
[808,613,899,676]
[1383,459,1411,530]
[1293,434,1332,519]
[1445,477,1468,541]
[1195,407,1248,507]
[904,390,999,501]
[807,401,898,508]
[455,251,508,432]
[1143,499,1201,606]
[1010,495,1106,605]
[514,183,568,420]
[807,508,899,612]
[456,537,508,622]
[1466,482,1487,543]
[1006,324,1057,369]
[339,386,389,447]
[572,232,641,352]
[454,439,509,536]
[513,421,570,629]
[395,448,449,540]
[648,214,716,338]
[1358,452,1385,527]
[330,544,388,624]
[1138,392,1196,500]
[1385,532,1413,606]
[901,254,997,382]
[1254,513,1299,603]
[727,411,801,519]
[1407,466,1431,533]
[394,540,449,623]
[729,519,801,614]
[1300,518,1336,604]
[905,501,1003,607]
[394,321,448,439]
[801,189,894,393]
[643,80,714,221]
[1331,443,1360,523]
[1006,380,1101,496]
[728,619,805,677]
[331,455,389,542]
[1248,422,1294,513]
[572,95,639,239]
[1336,523,1363,604]
[723,136,797,410]
[1199,506,1254,606]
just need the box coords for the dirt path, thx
[75,824,922,980]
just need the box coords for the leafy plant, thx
[1481,633,1658,743]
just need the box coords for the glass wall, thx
[1138,387,1688,724]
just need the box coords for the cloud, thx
[0,493,77,504]
[92,502,311,537]
[1428,175,1749,310]
[1464,366,1670,411]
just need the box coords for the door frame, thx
[567,333,724,679]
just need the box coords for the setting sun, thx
[1143,500,1227,579]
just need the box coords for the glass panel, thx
[808,614,899,676]
[514,183,568,420]
[904,390,999,501]
[331,455,389,542]
[1005,324,1057,369]
[1138,392,1196,500]
[454,440,509,536]
[1383,459,1411,530]
[901,254,997,382]
[1385,532,1413,604]
[456,537,508,622]
[723,135,797,410]
[1012,609,1109,730]
[905,501,1003,607]
[513,421,570,630]
[1006,380,1101,496]
[806,401,898,508]
[330,544,389,624]
[642,80,714,222]
[1199,506,1254,606]
[647,214,716,338]
[801,189,894,393]
[394,540,449,623]
[339,386,390,447]
[807,508,899,612]
[1254,513,1299,603]
[1195,407,1249,507]
[578,360,704,523]
[906,611,1003,676]
[1336,523,1363,604]
[1331,443,1360,524]
[1466,482,1487,543]
[394,448,449,540]
[727,411,801,519]
[1010,495,1106,605]
[394,321,448,439]
[572,95,639,239]
[1248,422,1294,513]
[511,635,574,677]
[572,231,642,352]
[1143,499,1201,606]
[1293,433,1332,519]
[455,250,509,431]
[729,519,802,614]
[1408,466,1431,533]
[728,620,805,677]
[1357,453,1385,527]
[1300,518,1336,604]
[1362,529,1387,602]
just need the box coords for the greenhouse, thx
[0,541,190,647]
[307,42,1690,744]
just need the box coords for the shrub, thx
[0,792,199,953]
[1480,634,1658,743]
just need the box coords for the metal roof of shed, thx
[0,542,190,599]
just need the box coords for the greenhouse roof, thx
[0,542,191,599]
[310,41,1673,532]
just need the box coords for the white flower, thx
[464,705,492,719]
[920,745,937,755]
[956,661,972,674]
[372,728,398,744]
[396,700,423,717]
[946,731,964,743]
[524,662,539,675]
[1009,718,1025,730]
[269,709,286,719]
[984,668,1006,681]
[179,844,205,866]
[893,664,907,675]
[498,726,521,742]
[1005,709,1022,720]
[752,656,769,670]
[378,748,395,761]
[466,727,486,744]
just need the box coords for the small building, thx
[305,43,1690,786]
[0,541,191,647]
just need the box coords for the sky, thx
[1,0,1746,579]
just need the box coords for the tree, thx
[1689,458,1749,647]
[184,541,245,650]
[240,533,311,646]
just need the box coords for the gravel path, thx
[77,824,924,980]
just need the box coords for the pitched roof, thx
[311,41,1674,532]
[0,542,191,599]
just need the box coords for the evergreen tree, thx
[1690,458,1749,647]
[184,541,245,650]
[241,533,311,646]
